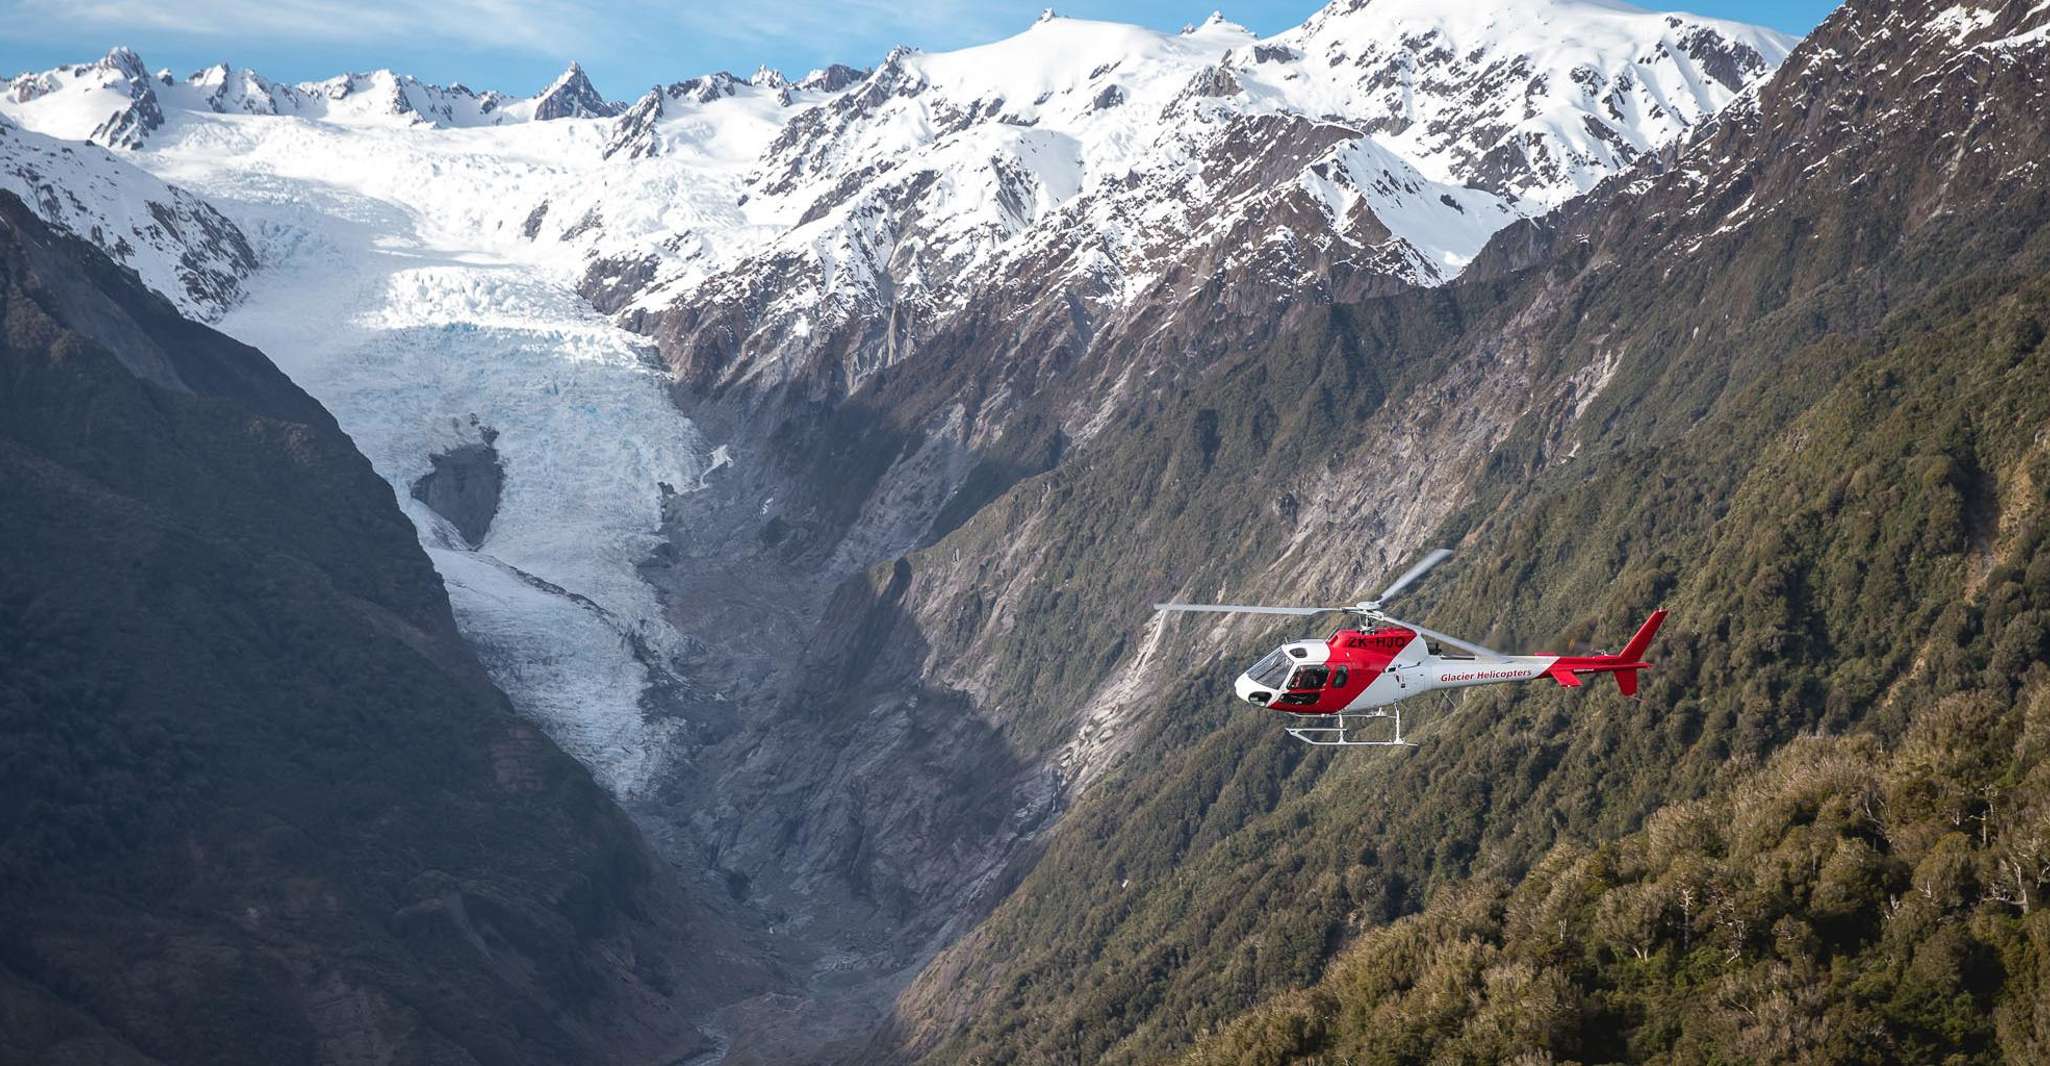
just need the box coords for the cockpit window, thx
[1249,649,1293,688]
[1289,665,1329,690]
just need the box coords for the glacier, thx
[140,118,712,796]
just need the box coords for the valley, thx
[7,0,2050,1061]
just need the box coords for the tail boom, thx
[1545,609,1666,697]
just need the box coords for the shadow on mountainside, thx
[0,190,761,1065]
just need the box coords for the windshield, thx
[1248,649,1293,688]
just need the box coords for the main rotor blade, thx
[1377,613,1505,659]
[1375,548,1453,605]
[1153,603,1339,616]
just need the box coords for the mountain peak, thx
[797,64,869,93]
[98,46,147,79]
[532,60,618,121]
[542,60,588,93]
[1037,7,1058,23]
[1183,11,1240,35]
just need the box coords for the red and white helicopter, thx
[1155,550,1665,746]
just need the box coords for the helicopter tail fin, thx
[1618,608,1666,664]
[1610,609,1666,697]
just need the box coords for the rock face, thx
[531,61,621,121]
[603,88,666,160]
[87,48,165,148]
[411,438,504,547]
[798,64,869,93]
[0,190,761,1065]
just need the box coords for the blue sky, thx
[4,0,1838,98]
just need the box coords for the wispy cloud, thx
[665,0,1023,55]
[14,0,602,52]
[10,0,1034,67]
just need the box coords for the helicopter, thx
[1154,550,1665,747]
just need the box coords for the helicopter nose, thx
[1235,673,1273,706]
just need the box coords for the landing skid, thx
[1284,707,1415,747]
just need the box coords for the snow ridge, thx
[0,113,253,318]
[571,1,1792,398]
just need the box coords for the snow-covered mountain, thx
[578,0,1792,399]
[5,47,625,145]
[0,48,641,318]
[6,48,166,149]
[0,111,253,318]
[0,4,1791,391]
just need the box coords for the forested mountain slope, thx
[871,0,2050,1060]
[0,191,758,1065]
[1183,292,2050,1053]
